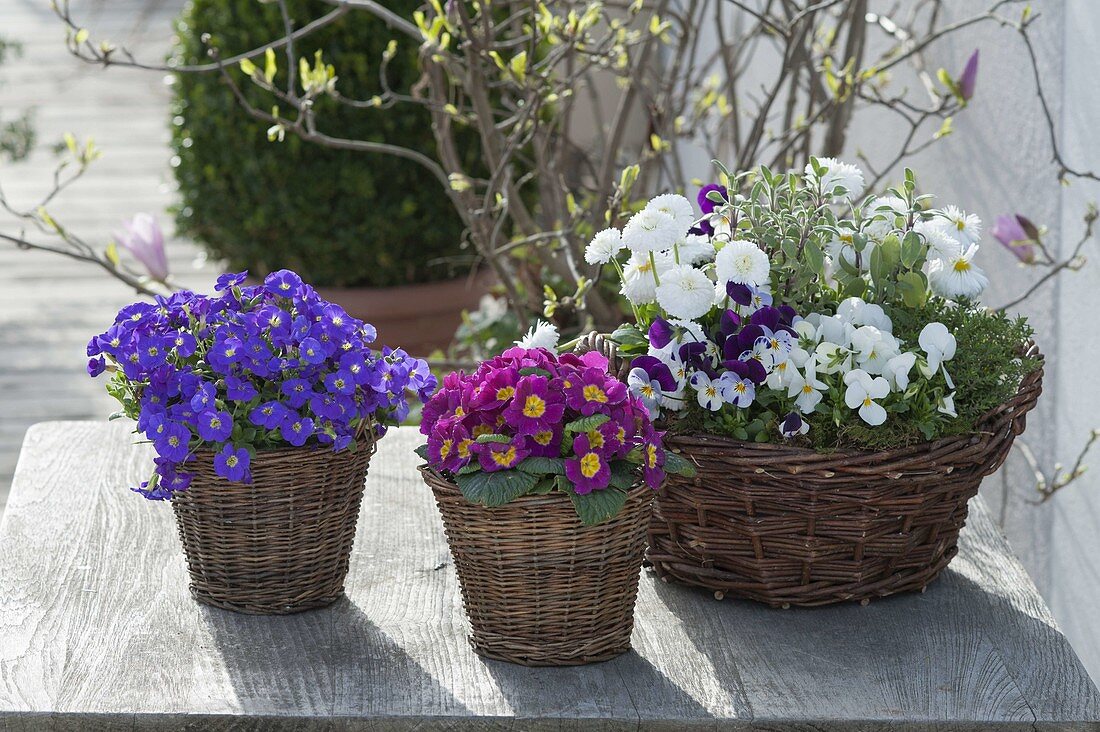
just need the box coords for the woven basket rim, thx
[418,464,651,506]
[663,339,1043,460]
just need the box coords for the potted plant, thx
[590,158,1043,607]
[417,345,693,665]
[87,269,436,614]
[171,0,489,355]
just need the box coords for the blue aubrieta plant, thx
[87,270,436,499]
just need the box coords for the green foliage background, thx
[170,0,469,288]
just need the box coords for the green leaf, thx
[518,366,552,378]
[456,462,481,475]
[569,487,629,526]
[516,456,566,475]
[454,469,539,507]
[608,461,637,490]
[564,414,610,433]
[414,444,430,461]
[529,476,556,495]
[901,231,924,268]
[663,451,696,477]
[475,433,512,444]
[878,233,901,270]
[896,271,928,308]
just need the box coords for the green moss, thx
[170,0,473,287]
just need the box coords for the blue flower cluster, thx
[87,270,436,499]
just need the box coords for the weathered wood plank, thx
[0,421,1097,731]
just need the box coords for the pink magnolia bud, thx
[116,213,169,281]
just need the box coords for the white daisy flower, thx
[928,244,990,300]
[645,193,696,233]
[673,233,716,265]
[914,219,964,262]
[940,205,982,245]
[584,228,623,265]
[864,196,909,241]
[623,208,681,253]
[515,320,559,350]
[715,239,770,286]
[621,252,672,305]
[655,264,715,321]
[805,157,866,200]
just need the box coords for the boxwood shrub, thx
[170,0,468,288]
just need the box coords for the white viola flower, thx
[674,233,716,266]
[914,219,964,261]
[929,244,990,300]
[689,371,724,411]
[793,318,819,343]
[627,367,662,419]
[864,195,909,241]
[940,205,982,245]
[646,193,696,233]
[584,228,623,265]
[515,320,560,350]
[885,352,917,392]
[938,392,958,418]
[850,326,900,375]
[918,322,958,375]
[815,314,853,347]
[623,208,681,253]
[806,157,866,200]
[715,239,770,286]
[836,297,894,333]
[787,358,828,412]
[666,351,689,390]
[766,356,799,390]
[788,341,811,369]
[621,252,672,305]
[815,341,852,375]
[655,264,715,321]
[718,371,756,408]
[756,327,794,363]
[660,386,687,411]
[843,369,891,426]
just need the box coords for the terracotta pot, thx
[313,272,493,356]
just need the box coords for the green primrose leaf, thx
[564,414,610,433]
[663,451,696,477]
[414,444,430,461]
[454,469,539,507]
[475,433,513,444]
[516,456,567,475]
[570,486,629,526]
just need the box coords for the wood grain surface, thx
[0,422,1097,731]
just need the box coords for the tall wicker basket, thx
[575,333,1044,607]
[171,436,376,615]
[421,466,653,666]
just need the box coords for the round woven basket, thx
[647,344,1044,607]
[170,435,376,615]
[421,466,653,666]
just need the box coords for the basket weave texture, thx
[171,435,376,615]
[575,332,1044,607]
[421,466,653,666]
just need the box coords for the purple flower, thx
[299,337,326,365]
[565,434,611,495]
[648,317,674,349]
[213,444,251,483]
[723,357,767,386]
[697,184,728,214]
[87,357,106,377]
[225,375,258,401]
[504,375,566,436]
[264,269,303,297]
[476,440,529,472]
[215,271,248,291]
[150,416,192,462]
[279,414,314,447]
[280,378,314,408]
[720,372,756,408]
[958,49,979,102]
[197,409,233,442]
[115,213,169,281]
[990,213,1038,264]
[190,382,217,412]
[249,401,288,430]
[780,411,810,438]
[324,369,356,395]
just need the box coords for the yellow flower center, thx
[802,384,814,394]
[457,439,473,458]
[953,259,972,272]
[496,386,516,401]
[862,397,873,407]
[580,452,602,478]
[705,386,717,397]
[522,395,547,418]
[534,430,554,446]
[587,430,605,450]
[225,455,238,468]
[734,382,747,394]
[492,446,518,467]
[472,424,492,438]
[646,443,658,468]
[168,436,180,447]
[582,384,608,404]
[439,439,453,460]
[454,406,466,418]
[640,384,654,397]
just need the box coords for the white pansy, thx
[515,320,559,350]
[627,367,662,419]
[584,228,623,265]
[689,372,724,411]
[836,297,894,333]
[806,157,866,200]
[646,194,696,233]
[928,243,989,300]
[914,219,964,261]
[918,322,958,375]
[815,341,852,375]
[655,264,715,320]
[843,369,891,426]
[864,195,908,241]
[793,318,818,342]
[715,239,770,286]
[622,208,681,253]
[674,233,716,265]
[940,205,982,245]
[885,352,917,391]
[621,251,672,305]
[850,326,900,375]
[766,357,798,390]
[815,314,853,347]
[787,357,828,412]
[938,392,958,418]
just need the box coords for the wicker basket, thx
[421,466,653,666]
[171,436,376,615]
[648,344,1044,607]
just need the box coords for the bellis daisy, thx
[584,228,624,265]
[715,239,770,286]
[928,244,990,300]
[623,208,682,253]
[655,264,715,320]
[939,205,982,245]
[645,193,696,232]
[805,157,865,200]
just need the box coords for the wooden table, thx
[1,422,1097,731]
